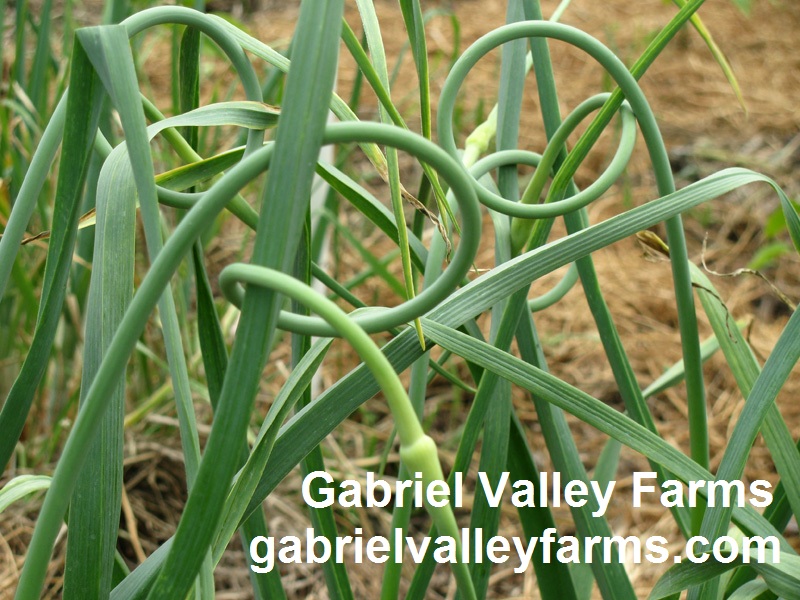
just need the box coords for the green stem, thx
[218,265,475,600]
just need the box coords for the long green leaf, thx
[507,416,579,600]
[29,0,54,118]
[145,2,345,596]
[516,307,635,599]
[779,193,800,257]
[178,25,201,150]
[420,319,791,548]
[212,339,332,563]
[671,0,746,111]
[12,37,105,597]
[356,0,424,347]
[339,17,455,246]
[653,548,800,599]
[0,475,51,513]
[294,228,355,600]
[62,73,137,598]
[85,24,218,597]
[689,263,800,521]
[398,0,431,139]
[683,262,800,598]
[193,236,288,600]
[651,557,740,599]
[468,376,512,598]
[0,41,103,474]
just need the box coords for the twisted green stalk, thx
[438,23,659,231]
[14,121,480,599]
[462,93,636,220]
[219,265,476,599]
[123,6,265,156]
[438,25,706,531]
[466,150,582,312]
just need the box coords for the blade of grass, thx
[468,377,512,597]
[507,415,579,600]
[292,223,354,600]
[145,2,345,596]
[212,338,333,564]
[111,541,173,600]
[0,475,51,513]
[79,21,203,485]
[671,0,746,112]
[28,0,54,119]
[420,318,793,549]
[11,0,26,88]
[684,260,800,595]
[339,17,455,248]
[156,146,247,191]
[180,28,219,598]
[692,266,800,596]
[779,192,800,256]
[62,81,136,599]
[0,0,6,94]
[0,50,103,473]
[397,0,455,242]
[355,0,424,348]
[77,23,214,597]
[179,26,201,151]
[651,558,743,599]
[193,237,289,600]
[516,5,713,491]
[11,37,106,596]
[654,548,800,599]
[398,0,431,139]
[300,447,356,600]
[729,461,800,594]
[690,310,800,596]
[726,580,770,599]
[516,307,636,599]
[102,0,129,25]
[564,206,692,537]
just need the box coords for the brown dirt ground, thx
[2,0,800,598]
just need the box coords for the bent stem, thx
[218,264,476,600]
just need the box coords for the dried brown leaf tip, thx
[636,230,670,261]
